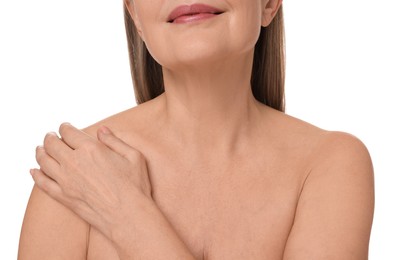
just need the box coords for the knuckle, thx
[39,179,49,191]
[80,140,97,152]
[129,149,145,163]
[55,166,66,185]
[62,156,78,175]
[68,153,81,168]
[34,174,48,191]
[63,181,79,199]
[58,177,70,193]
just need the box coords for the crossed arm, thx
[19,123,195,260]
[18,124,374,259]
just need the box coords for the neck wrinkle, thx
[158,50,263,156]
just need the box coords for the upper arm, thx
[18,184,90,259]
[18,123,113,259]
[283,132,375,260]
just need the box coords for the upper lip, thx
[167,4,224,23]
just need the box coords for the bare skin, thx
[86,95,374,260]
[19,93,374,259]
[19,0,374,259]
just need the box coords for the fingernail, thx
[46,132,58,137]
[100,126,111,135]
[60,122,71,128]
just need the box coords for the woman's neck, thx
[157,51,264,156]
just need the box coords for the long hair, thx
[123,4,285,112]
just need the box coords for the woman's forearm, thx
[110,195,196,260]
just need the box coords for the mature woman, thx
[18,0,374,259]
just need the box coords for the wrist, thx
[109,194,196,259]
[109,193,155,250]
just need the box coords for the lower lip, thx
[172,13,220,24]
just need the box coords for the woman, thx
[18,0,375,259]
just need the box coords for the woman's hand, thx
[31,123,153,240]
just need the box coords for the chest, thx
[87,158,303,260]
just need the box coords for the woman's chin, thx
[162,49,232,70]
[166,58,224,72]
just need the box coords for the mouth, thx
[167,4,224,24]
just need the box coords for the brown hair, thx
[123,4,285,112]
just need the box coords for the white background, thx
[0,0,393,258]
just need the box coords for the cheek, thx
[134,4,170,65]
[140,23,173,67]
[227,2,262,53]
[142,23,166,63]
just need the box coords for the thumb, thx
[97,126,137,159]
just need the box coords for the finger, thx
[97,126,142,160]
[59,122,93,149]
[36,146,60,181]
[35,146,61,182]
[30,168,63,202]
[43,132,73,164]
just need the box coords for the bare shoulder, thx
[18,99,161,260]
[283,108,374,178]
[312,130,373,174]
[18,185,90,259]
[81,96,162,141]
[269,110,375,259]
[262,105,373,167]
